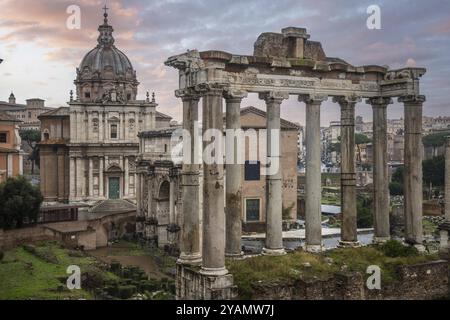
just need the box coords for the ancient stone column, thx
[224,89,247,258]
[334,95,361,247]
[200,84,228,275]
[176,89,202,265]
[299,94,327,252]
[260,91,289,255]
[368,97,393,243]
[399,95,425,250]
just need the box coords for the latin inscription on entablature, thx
[228,73,317,88]
[380,82,410,95]
[226,72,379,93]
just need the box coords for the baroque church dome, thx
[74,10,139,103]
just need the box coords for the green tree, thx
[355,133,371,145]
[0,176,43,230]
[357,196,373,228]
[19,129,41,174]
[422,131,450,148]
[389,181,403,196]
[423,155,445,187]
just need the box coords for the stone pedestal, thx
[176,263,237,300]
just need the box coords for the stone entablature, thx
[165,27,425,100]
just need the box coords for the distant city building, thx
[0,94,53,130]
[0,111,24,182]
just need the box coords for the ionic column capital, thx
[194,83,225,96]
[366,97,393,107]
[223,88,248,102]
[333,94,362,106]
[259,91,289,103]
[175,89,201,102]
[398,95,426,104]
[298,93,328,104]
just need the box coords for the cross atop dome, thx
[97,4,114,47]
[103,4,109,25]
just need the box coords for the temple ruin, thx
[164,27,428,299]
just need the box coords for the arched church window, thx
[43,132,49,141]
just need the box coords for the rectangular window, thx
[244,160,260,181]
[110,124,118,139]
[246,199,260,222]
[0,132,7,143]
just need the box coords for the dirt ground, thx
[89,244,169,279]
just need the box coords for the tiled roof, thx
[38,107,69,118]
[239,106,300,130]
[156,111,172,120]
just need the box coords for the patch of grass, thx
[228,242,439,299]
[325,245,438,284]
[423,219,438,235]
[0,241,104,300]
[227,251,338,299]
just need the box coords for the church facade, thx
[40,10,171,206]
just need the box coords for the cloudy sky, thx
[1,0,449,126]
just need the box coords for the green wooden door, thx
[108,177,120,199]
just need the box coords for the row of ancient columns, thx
[175,88,427,274]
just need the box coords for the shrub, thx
[117,285,136,299]
[0,176,43,230]
[377,240,419,258]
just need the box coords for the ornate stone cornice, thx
[332,94,362,105]
[258,91,290,103]
[223,88,248,101]
[298,93,328,104]
[366,97,393,107]
[398,95,426,104]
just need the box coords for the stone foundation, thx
[176,263,237,300]
[250,260,449,300]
